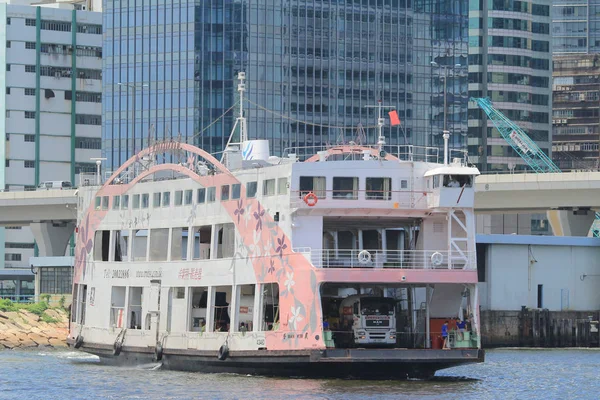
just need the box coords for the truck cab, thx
[339,295,396,347]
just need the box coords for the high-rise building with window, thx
[552,0,600,54]
[468,0,553,172]
[102,1,469,172]
[0,1,103,268]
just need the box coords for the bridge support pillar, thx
[30,221,76,256]
[547,210,595,237]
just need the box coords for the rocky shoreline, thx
[0,309,69,349]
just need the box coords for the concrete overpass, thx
[0,190,77,257]
[0,172,599,257]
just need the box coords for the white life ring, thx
[358,250,372,265]
[431,252,444,266]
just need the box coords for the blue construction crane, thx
[471,97,600,236]
[471,97,561,173]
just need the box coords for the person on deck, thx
[441,320,449,349]
[456,318,466,340]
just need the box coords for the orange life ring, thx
[304,192,318,207]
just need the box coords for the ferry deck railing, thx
[293,248,475,270]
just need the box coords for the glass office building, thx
[552,0,600,54]
[102,1,468,171]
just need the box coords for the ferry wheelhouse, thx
[68,80,484,380]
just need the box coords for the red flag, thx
[389,110,401,126]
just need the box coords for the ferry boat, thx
[67,75,484,379]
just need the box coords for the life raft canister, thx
[303,192,318,207]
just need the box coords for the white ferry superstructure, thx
[68,83,484,380]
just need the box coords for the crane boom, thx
[470,97,560,173]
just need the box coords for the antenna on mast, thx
[365,100,395,155]
[222,72,247,156]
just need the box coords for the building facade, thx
[552,0,600,54]
[0,2,102,268]
[552,54,600,171]
[468,0,553,172]
[102,0,469,172]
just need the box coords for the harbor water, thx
[1,348,598,399]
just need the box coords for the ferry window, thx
[149,228,169,261]
[216,223,235,258]
[221,185,230,201]
[192,225,212,260]
[174,190,183,206]
[400,180,408,189]
[433,175,440,188]
[132,229,148,261]
[262,283,280,331]
[102,196,109,210]
[247,181,257,198]
[133,194,140,209]
[79,285,87,325]
[299,176,326,198]
[197,188,206,203]
[212,286,232,333]
[113,230,129,262]
[170,227,188,260]
[153,192,161,208]
[93,230,110,261]
[263,179,276,196]
[207,187,216,202]
[443,175,472,188]
[128,287,143,330]
[237,285,256,332]
[189,287,208,332]
[110,286,126,328]
[333,177,358,199]
[366,178,391,200]
[141,193,149,208]
[94,196,101,210]
[231,183,241,199]
[112,195,120,210]
[122,195,129,209]
[71,284,78,323]
[184,189,193,205]
[162,191,171,207]
[277,177,288,195]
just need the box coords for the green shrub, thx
[0,298,17,312]
[22,301,48,316]
[40,312,59,324]
[58,296,66,310]
[41,294,51,304]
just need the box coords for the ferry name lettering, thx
[283,332,309,340]
[152,141,182,154]
[135,269,163,278]
[103,268,130,279]
[178,267,202,280]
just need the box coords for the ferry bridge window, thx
[102,196,109,210]
[263,179,276,196]
[221,185,230,201]
[122,195,129,209]
[262,283,280,331]
[132,229,148,261]
[366,177,392,200]
[170,227,189,260]
[212,286,232,332]
[216,223,235,259]
[197,188,206,203]
[174,190,183,206]
[192,225,212,260]
[94,196,101,210]
[113,230,128,262]
[189,287,208,332]
[110,286,126,328]
[162,191,171,207]
[277,178,288,195]
[231,183,241,200]
[153,192,161,208]
[149,229,169,261]
[443,175,472,188]
[299,176,326,198]
[207,187,216,202]
[237,285,256,332]
[184,189,193,205]
[112,195,120,210]
[93,230,110,261]
[333,177,359,199]
[246,181,258,198]
[141,193,149,208]
[128,287,143,329]
[133,194,140,209]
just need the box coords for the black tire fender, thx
[154,342,163,362]
[217,345,229,361]
[74,335,84,349]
